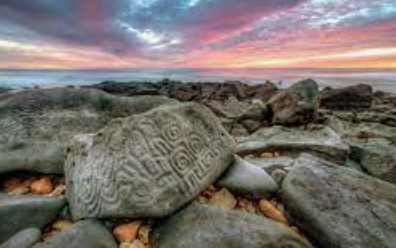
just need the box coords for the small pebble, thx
[138,225,151,244]
[120,240,146,248]
[208,188,237,210]
[31,177,54,195]
[113,221,142,243]
[258,199,289,224]
[52,219,73,231]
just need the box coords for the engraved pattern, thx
[67,104,234,218]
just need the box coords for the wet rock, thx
[66,102,235,220]
[216,156,278,199]
[0,88,176,175]
[0,228,41,248]
[0,194,65,243]
[151,204,313,248]
[237,126,350,164]
[283,154,396,248]
[268,79,319,126]
[320,84,373,110]
[32,220,117,248]
[347,137,396,184]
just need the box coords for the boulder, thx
[237,126,350,164]
[0,87,12,94]
[216,156,278,199]
[32,220,117,248]
[0,228,41,248]
[0,88,176,174]
[0,194,65,243]
[283,154,396,248]
[320,84,373,110]
[268,79,319,126]
[150,204,313,248]
[347,137,396,184]
[65,102,235,220]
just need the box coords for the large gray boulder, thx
[32,220,117,248]
[237,126,350,164]
[0,228,41,248]
[151,204,313,248]
[216,156,278,199]
[0,88,176,175]
[283,154,396,248]
[0,194,65,243]
[65,102,235,220]
[347,137,396,184]
[268,79,319,126]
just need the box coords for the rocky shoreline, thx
[1,78,396,248]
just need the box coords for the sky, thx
[0,0,395,69]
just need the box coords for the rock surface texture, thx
[0,228,41,248]
[151,204,313,248]
[283,154,396,248]
[0,194,65,243]
[0,88,176,174]
[66,102,235,220]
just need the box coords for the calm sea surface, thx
[1,68,396,92]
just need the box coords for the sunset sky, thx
[0,0,395,69]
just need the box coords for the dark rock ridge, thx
[85,79,279,102]
[0,88,176,174]
[320,84,373,110]
[65,102,235,220]
[283,154,396,248]
[151,204,314,248]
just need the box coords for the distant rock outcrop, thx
[320,84,373,110]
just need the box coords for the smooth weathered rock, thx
[237,126,350,164]
[320,84,373,110]
[66,102,235,220]
[283,154,396,248]
[0,228,41,248]
[0,194,65,243]
[0,88,176,174]
[32,220,117,248]
[347,137,396,184]
[216,156,278,198]
[268,79,319,126]
[151,204,313,248]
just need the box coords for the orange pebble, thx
[31,177,54,195]
[113,221,142,243]
[258,199,289,224]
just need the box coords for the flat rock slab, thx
[0,88,176,174]
[151,204,313,248]
[237,126,350,164]
[216,156,278,199]
[283,154,396,248]
[0,194,65,243]
[0,228,41,248]
[32,220,117,248]
[66,102,235,220]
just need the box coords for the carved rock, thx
[65,102,235,220]
[0,88,176,175]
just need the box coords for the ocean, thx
[1,68,396,92]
